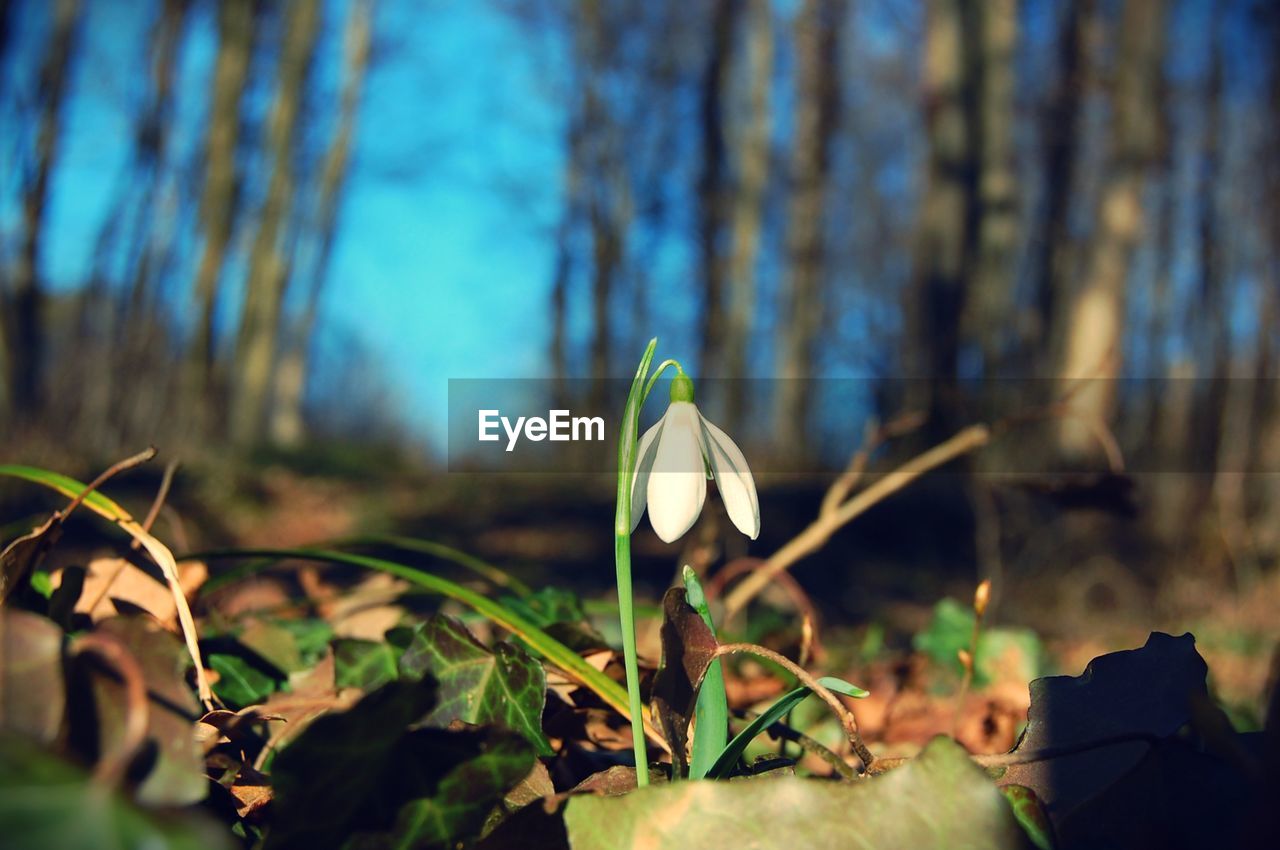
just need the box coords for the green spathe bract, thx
[683,566,728,780]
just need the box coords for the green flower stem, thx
[641,358,681,403]
[616,337,658,786]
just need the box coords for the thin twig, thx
[951,579,990,736]
[723,425,991,618]
[715,642,876,772]
[61,447,157,518]
[133,459,179,545]
[733,708,856,780]
[820,413,926,517]
[71,632,150,789]
[82,460,182,615]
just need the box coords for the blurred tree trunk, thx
[1055,0,1165,457]
[775,0,840,457]
[1,0,80,419]
[905,0,974,434]
[1254,4,1280,559]
[579,0,626,410]
[186,0,253,428]
[965,0,1018,372]
[588,183,625,408]
[272,0,375,448]
[77,0,189,449]
[230,0,321,446]
[723,0,773,432]
[1027,0,1091,366]
[124,0,189,317]
[697,0,734,385]
[549,113,584,411]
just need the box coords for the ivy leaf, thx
[564,736,1031,849]
[333,638,399,691]
[349,727,534,850]
[499,587,584,628]
[267,679,535,850]
[208,653,277,708]
[399,615,553,756]
[266,679,439,849]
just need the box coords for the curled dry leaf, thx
[0,514,62,602]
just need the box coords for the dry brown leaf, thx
[323,572,408,639]
[57,556,207,627]
[0,514,62,602]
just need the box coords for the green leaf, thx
[499,586,584,628]
[565,736,1033,849]
[683,567,727,781]
[275,618,334,665]
[351,728,534,850]
[333,638,400,691]
[705,675,869,779]
[208,653,277,708]
[1000,786,1056,850]
[399,615,554,756]
[0,732,233,850]
[265,679,439,850]
[913,597,976,677]
[238,619,307,675]
[914,597,1043,685]
[267,679,535,850]
[28,571,53,599]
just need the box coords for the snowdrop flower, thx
[630,372,760,543]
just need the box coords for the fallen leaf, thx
[0,608,65,745]
[999,632,1208,820]
[564,736,1031,849]
[0,732,233,850]
[0,514,62,602]
[82,617,207,806]
[266,678,535,850]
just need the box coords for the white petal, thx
[629,416,664,533]
[699,413,760,540]
[646,402,707,543]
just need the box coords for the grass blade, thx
[194,546,668,752]
[0,464,214,706]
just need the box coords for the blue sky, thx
[11,0,568,449]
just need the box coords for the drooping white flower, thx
[630,373,760,543]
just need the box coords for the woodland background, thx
[1,0,1279,618]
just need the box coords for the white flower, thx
[630,398,760,544]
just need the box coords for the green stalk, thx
[616,337,657,786]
